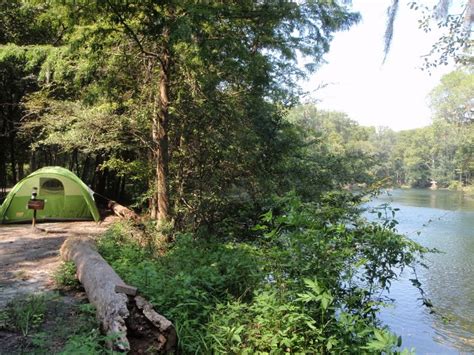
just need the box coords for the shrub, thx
[448,180,463,190]
[54,261,80,288]
[98,224,263,353]
[98,192,425,353]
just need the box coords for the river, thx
[369,189,474,354]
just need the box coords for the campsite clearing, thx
[0,217,117,308]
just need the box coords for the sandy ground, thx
[0,217,117,308]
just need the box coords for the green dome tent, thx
[0,166,100,224]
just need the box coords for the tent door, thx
[38,177,65,218]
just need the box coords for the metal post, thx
[31,187,37,229]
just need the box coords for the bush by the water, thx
[98,192,425,354]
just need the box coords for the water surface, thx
[369,189,474,353]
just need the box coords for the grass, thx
[0,291,108,354]
[0,257,125,354]
[1,293,47,336]
[53,261,80,289]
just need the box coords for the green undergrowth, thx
[98,223,263,352]
[1,293,47,337]
[98,192,425,354]
[0,292,114,354]
[54,261,80,289]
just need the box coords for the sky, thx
[300,0,463,131]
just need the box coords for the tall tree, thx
[66,1,360,223]
[3,1,359,227]
[430,68,474,125]
[430,68,474,184]
[0,0,60,189]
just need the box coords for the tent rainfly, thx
[0,166,100,224]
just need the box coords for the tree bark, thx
[60,237,177,353]
[18,162,24,180]
[9,122,17,184]
[106,2,172,224]
[0,135,6,192]
[107,200,141,223]
[154,32,171,223]
[105,1,172,224]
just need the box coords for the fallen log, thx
[107,200,141,223]
[105,200,149,246]
[60,237,176,353]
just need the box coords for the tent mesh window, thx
[40,178,64,195]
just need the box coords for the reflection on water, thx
[381,189,474,212]
[369,189,474,354]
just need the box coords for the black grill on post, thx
[28,187,44,229]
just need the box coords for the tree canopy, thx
[1,0,360,226]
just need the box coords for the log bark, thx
[106,201,150,247]
[107,200,141,223]
[60,237,176,353]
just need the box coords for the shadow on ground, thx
[0,218,117,308]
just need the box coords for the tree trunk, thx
[81,155,90,182]
[97,167,109,196]
[9,126,17,184]
[60,237,177,353]
[153,32,171,223]
[30,150,37,173]
[18,162,24,180]
[69,149,78,173]
[0,137,6,192]
[119,176,126,200]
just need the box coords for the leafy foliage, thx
[0,291,118,354]
[99,191,426,353]
[54,261,80,288]
[409,0,472,70]
[286,68,473,190]
[1,0,361,217]
[382,0,472,68]
[378,68,473,188]
[287,105,378,189]
[98,223,262,353]
[1,294,47,336]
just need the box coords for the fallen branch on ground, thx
[105,200,151,246]
[107,200,141,223]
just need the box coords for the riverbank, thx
[461,185,474,196]
[396,184,474,197]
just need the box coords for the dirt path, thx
[0,217,117,308]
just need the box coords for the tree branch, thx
[105,0,164,67]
